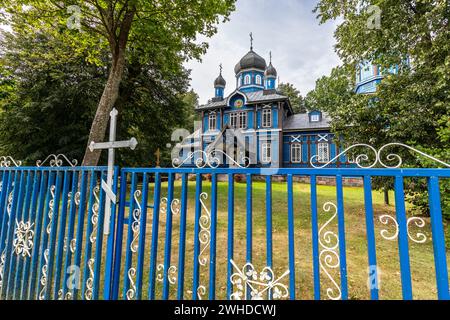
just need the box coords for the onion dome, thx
[265,62,277,78]
[214,73,226,87]
[234,50,267,74]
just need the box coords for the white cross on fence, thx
[89,108,137,235]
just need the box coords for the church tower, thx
[213,64,226,100]
[264,51,277,90]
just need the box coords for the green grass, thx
[114,179,448,300]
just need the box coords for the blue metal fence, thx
[0,165,449,300]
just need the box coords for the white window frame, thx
[291,143,302,163]
[261,142,271,163]
[208,113,216,131]
[230,112,238,129]
[255,74,262,85]
[262,109,272,128]
[311,114,320,122]
[317,142,330,163]
[239,111,247,129]
[244,74,251,85]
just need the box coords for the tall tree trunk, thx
[81,52,126,166]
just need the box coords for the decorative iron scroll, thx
[379,215,427,243]
[36,154,78,167]
[38,249,50,300]
[156,264,177,285]
[58,289,72,300]
[197,286,206,300]
[198,192,211,266]
[229,259,290,300]
[172,150,250,169]
[318,202,341,300]
[13,220,35,258]
[89,186,100,243]
[160,197,180,216]
[85,258,95,300]
[126,268,137,300]
[130,190,142,253]
[310,143,450,168]
[0,156,22,167]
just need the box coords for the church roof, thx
[283,112,331,131]
[265,62,277,77]
[196,90,289,111]
[234,50,267,74]
[214,73,226,87]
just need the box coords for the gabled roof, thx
[196,89,290,111]
[283,112,332,131]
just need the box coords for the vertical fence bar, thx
[104,166,119,300]
[162,173,175,300]
[363,175,379,300]
[20,170,41,300]
[28,170,48,299]
[394,176,413,300]
[336,175,348,300]
[148,172,161,300]
[81,170,98,299]
[12,170,33,299]
[43,171,63,299]
[52,170,71,299]
[60,170,79,300]
[191,174,202,300]
[287,174,296,300]
[92,170,107,300]
[4,170,26,299]
[72,170,88,300]
[122,172,137,299]
[265,175,273,300]
[310,175,320,300]
[208,173,218,300]
[427,176,449,300]
[226,174,234,300]
[136,172,149,300]
[245,173,252,300]
[176,173,188,300]
[112,170,128,300]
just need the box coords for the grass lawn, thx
[113,179,448,300]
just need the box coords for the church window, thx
[244,74,251,85]
[311,114,319,122]
[255,74,262,85]
[208,113,216,131]
[291,143,302,163]
[317,142,329,163]
[262,109,272,127]
[261,142,271,163]
[230,112,247,129]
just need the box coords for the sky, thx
[184,0,342,104]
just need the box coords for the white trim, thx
[317,142,330,163]
[291,143,302,163]
[226,90,248,106]
[261,142,272,163]
[238,84,265,90]
[262,109,272,128]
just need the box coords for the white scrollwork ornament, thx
[379,215,427,243]
[156,264,177,285]
[89,186,100,243]
[0,156,22,167]
[198,192,211,266]
[229,259,289,300]
[319,202,342,300]
[47,185,56,234]
[58,289,72,300]
[85,258,95,300]
[36,154,78,167]
[130,190,142,253]
[310,142,450,169]
[172,149,250,169]
[13,220,35,257]
[0,249,6,291]
[126,268,137,300]
[38,249,50,300]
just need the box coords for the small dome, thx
[214,74,226,87]
[234,50,267,74]
[265,62,277,77]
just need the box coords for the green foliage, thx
[312,0,449,218]
[277,82,306,113]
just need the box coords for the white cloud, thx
[184,0,342,104]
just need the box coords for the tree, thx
[313,0,449,219]
[0,0,236,165]
[277,82,306,113]
[0,26,197,167]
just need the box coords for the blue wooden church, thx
[177,40,385,168]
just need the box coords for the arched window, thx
[238,77,242,87]
[244,74,251,85]
[255,75,262,85]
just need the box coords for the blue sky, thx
[185,0,342,104]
